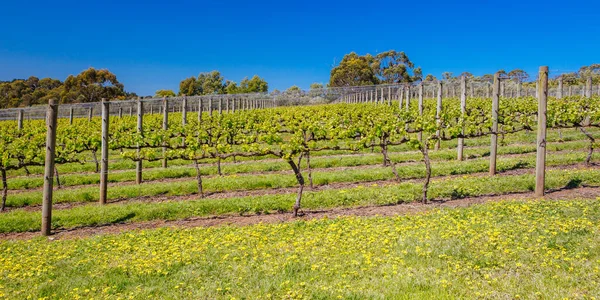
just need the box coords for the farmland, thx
[1,86,600,298]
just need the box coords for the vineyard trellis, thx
[1,66,599,236]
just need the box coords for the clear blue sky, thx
[1,0,598,96]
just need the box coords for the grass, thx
[1,167,599,234]
[1,198,599,298]
[5,126,595,178]
[5,150,598,208]
[5,139,593,191]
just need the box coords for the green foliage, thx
[154,89,176,98]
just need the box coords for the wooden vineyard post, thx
[500,81,505,98]
[535,66,549,197]
[129,106,133,116]
[88,107,93,121]
[209,98,213,117]
[388,86,392,105]
[517,82,522,97]
[118,106,123,118]
[375,88,378,104]
[557,76,563,98]
[232,97,236,113]
[162,97,169,168]
[69,107,74,124]
[17,109,23,130]
[418,83,424,142]
[99,98,109,204]
[198,98,203,123]
[219,98,222,115]
[469,81,474,98]
[490,72,500,175]
[136,99,143,184]
[586,77,592,98]
[42,99,58,236]
[182,96,188,125]
[458,76,467,161]
[435,81,443,150]
[405,85,410,109]
[486,83,491,98]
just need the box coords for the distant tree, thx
[310,83,324,90]
[178,77,199,96]
[374,50,422,83]
[441,72,454,82]
[286,85,302,93]
[245,75,268,93]
[459,72,474,78]
[480,74,494,83]
[508,69,529,83]
[329,52,378,87]
[424,74,437,82]
[198,71,225,95]
[155,89,176,98]
[62,68,125,103]
[224,80,239,94]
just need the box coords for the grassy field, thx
[1,198,598,299]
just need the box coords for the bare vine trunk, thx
[420,142,432,204]
[217,157,222,176]
[92,150,99,173]
[306,151,314,189]
[579,127,595,166]
[54,166,61,189]
[287,158,305,217]
[1,168,6,211]
[194,159,204,197]
[381,139,400,182]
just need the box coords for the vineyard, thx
[1,70,600,298]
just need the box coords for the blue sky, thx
[1,0,598,96]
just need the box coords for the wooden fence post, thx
[198,98,203,123]
[69,107,74,124]
[586,77,593,98]
[136,99,143,184]
[41,99,58,236]
[405,85,410,109]
[557,76,563,98]
[162,97,168,168]
[490,73,500,175]
[209,98,213,116]
[88,107,93,121]
[219,98,223,114]
[17,109,23,130]
[182,96,188,125]
[435,81,443,150]
[458,76,467,161]
[99,98,109,204]
[535,66,549,197]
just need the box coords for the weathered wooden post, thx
[69,107,74,124]
[586,77,593,98]
[219,98,223,114]
[209,97,213,117]
[99,98,109,204]
[198,98,203,123]
[490,73,500,175]
[569,85,573,96]
[88,107,93,121]
[458,76,467,161]
[435,81,443,150]
[136,99,143,184]
[162,97,169,168]
[41,99,58,236]
[486,83,491,98]
[535,66,549,197]
[182,96,188,125]
[405,85,410,109]
[557,76,563,98]
[517,82,522,97]
[469,81,474,98]
[17,109,23,130]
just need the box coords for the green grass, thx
[1,167,599,234]
[5,139,593,191]
[6,126,596,178]
[1,198,599,298]
[5,150,597,208]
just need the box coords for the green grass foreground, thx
[1,198,599,299]
[1,167,599,233]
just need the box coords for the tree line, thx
[0,68,137,109]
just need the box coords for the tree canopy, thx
[178,72,268,95]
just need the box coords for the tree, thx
[62,68,125,103]
[286,85,302,94]
[155,89,176,98]
[199,71,225,95]
[178,77,199,96]
[373,50,422,83]
[441,72,454,82]
[507,69,529,83]
[224,80,239,94]
[424,74,437,82]
[245,75,268,93]
[329,52,378,87]
[459,72,474,78]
